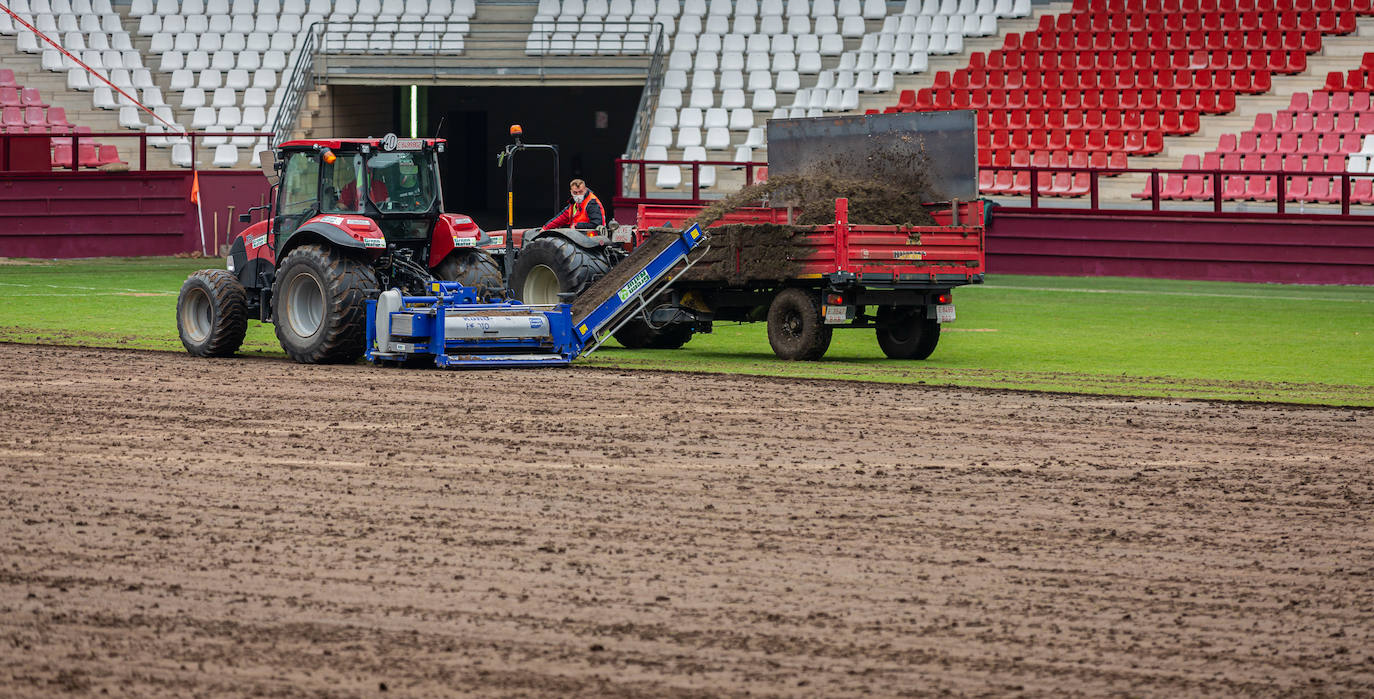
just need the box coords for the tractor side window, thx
[321,152,367,214]
[367,151,435,213]
[276,151,319,234]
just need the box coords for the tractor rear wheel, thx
[875,305,940,360]
[272,243,377,364]
[434,248,504,301]
[509,235,612,305]
[767,288,831,360]
[176,269,247,357]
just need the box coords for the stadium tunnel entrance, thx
[321,84,643,232]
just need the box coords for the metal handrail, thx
[620,23,667,195]
[269,20,662,145]
[268,24,319,147]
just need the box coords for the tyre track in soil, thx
[0,343,1371,697]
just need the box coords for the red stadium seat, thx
[46,106,69,126]
[1351,178,1373,205]
[20,88,45,108]
[78,143,99,168]
[0,87,18,107]
[1,106,21,130]
[1133,172,1163,199]
[52,141,74,168]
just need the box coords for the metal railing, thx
[270,20,663,144]
[619,23,667,195]
[269,28,319,147]
[615,156,768,208]
[988,165,1374,218]
[1,131,275,171]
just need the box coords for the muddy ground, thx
[1,343,1371,697]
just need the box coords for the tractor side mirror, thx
[258,149,279,186]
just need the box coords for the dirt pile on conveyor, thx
[678,224,809,284]
[571,231,680,324]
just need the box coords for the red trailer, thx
[622,197,986,360]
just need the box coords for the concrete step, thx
[1130,15,1374,172]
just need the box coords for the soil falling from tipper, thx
[572,136,949,312]
[678,139,947,282]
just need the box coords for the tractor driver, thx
[543,178,604,231]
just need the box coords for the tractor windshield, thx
[366,151,436,213]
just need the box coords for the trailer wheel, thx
[767,288,832,360]
[176,269,247,357]
[272,243,377,364]
[434,248,504,301]
[875,305,941,360]
[509,235,612,304]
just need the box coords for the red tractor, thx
[176,134,503,363]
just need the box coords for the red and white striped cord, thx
[1,2,180,131]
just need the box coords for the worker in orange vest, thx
[543,178,605,231]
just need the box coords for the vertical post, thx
[1277,171,1286,214]
[1028,166,1038,208]
[1213,166,1223,214]
[1149,168,1159,211]
[690,162,700,205]
[834,197,850,274]
[505,150,515,286]
[1341,174,1350,216]
[638,157,647,203]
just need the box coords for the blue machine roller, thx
[365,224,707,367]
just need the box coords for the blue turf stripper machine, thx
[365,224,707,367]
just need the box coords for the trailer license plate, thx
[936,304,956,323]
[824,305,851,324]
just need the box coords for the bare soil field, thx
[1,343,1371,697]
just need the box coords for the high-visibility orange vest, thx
[569,190,603,228]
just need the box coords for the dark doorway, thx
[439,110,488,217]
[426,85,643,231]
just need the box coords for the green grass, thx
[2,257,1371,405]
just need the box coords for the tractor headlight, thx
[226,255,235,273]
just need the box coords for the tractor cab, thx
[274,136,445,252]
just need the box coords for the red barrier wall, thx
[0,171,269,259]
[989,209,1374,285]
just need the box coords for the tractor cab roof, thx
[277,136,445,152]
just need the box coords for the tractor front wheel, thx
[434,248,504,301]
[509,236,612,305]
[272,243,377,364]
[767,288,831,360]
[875,305,940,360]
[176,269,247,357]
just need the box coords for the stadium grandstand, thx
[2,0,1372,282]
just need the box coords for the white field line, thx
[0,282,175,296]
[979,285,1374,303]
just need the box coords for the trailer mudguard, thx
[529,227,616,251]
[278,216,387,261]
